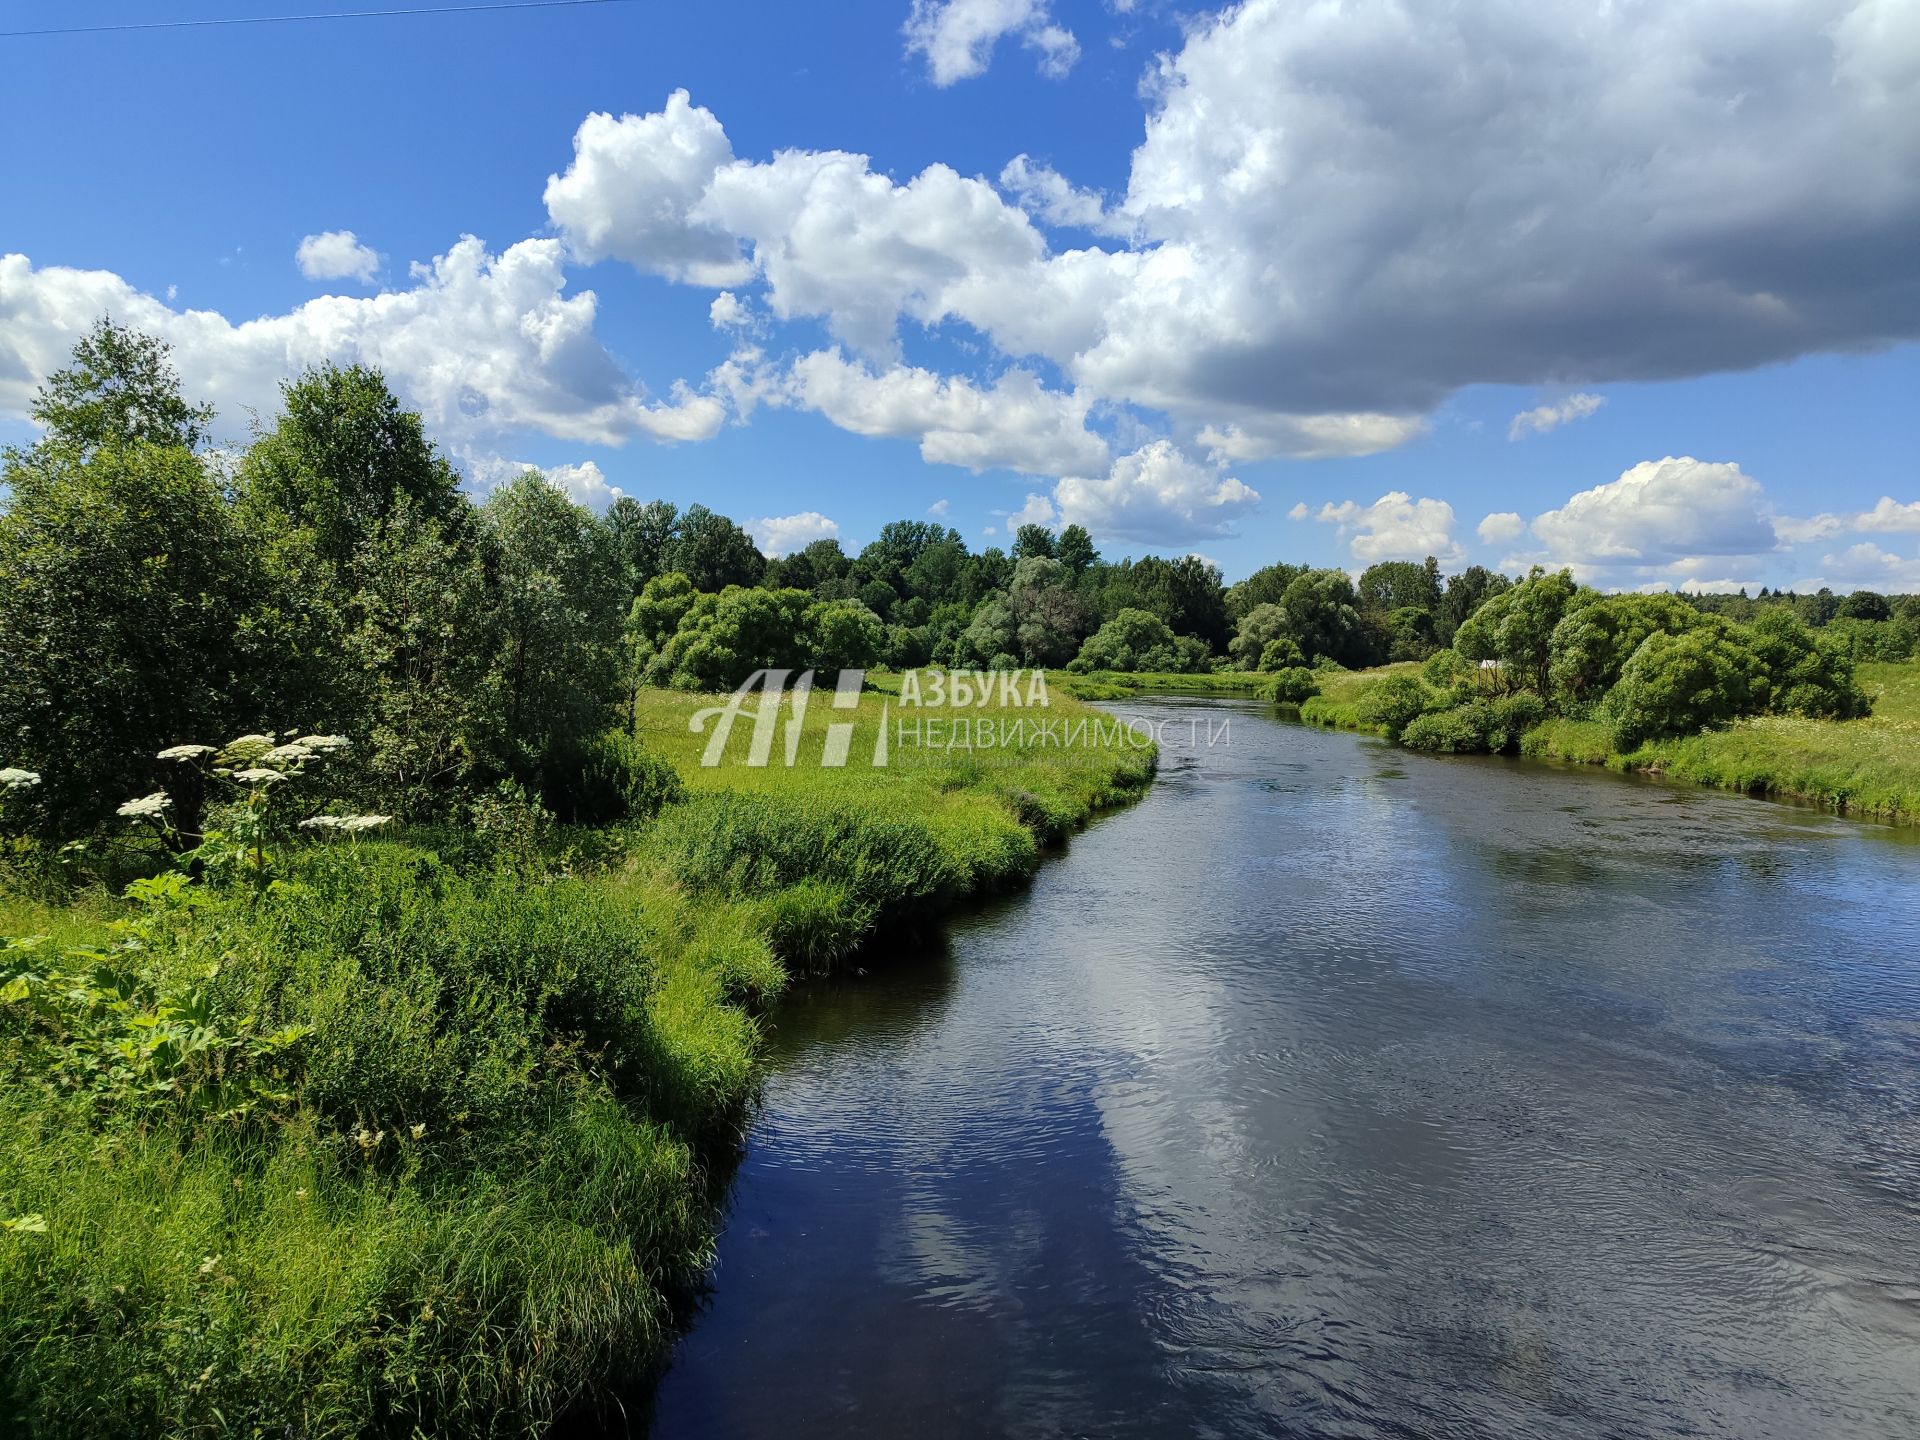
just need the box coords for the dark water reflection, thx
[649,699,1920,1439]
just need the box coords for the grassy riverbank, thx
[1522,661,1920,823]
[0,686,1150,1438]
[1291,659,1920,824]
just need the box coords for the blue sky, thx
[2,0,1916,590]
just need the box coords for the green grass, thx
[1275,657,1920,826]
[1,682,1150,1437]
[1297,663,1424,733]
[1050,668,1275,700]
[1524,661,1920,823]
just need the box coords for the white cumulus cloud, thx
[0,240,727,451]
[1042,439,1260,545]
[749,510,839,557]
[904,0,1079,86]
[295,230,381,284]
[1314,492,1464,564]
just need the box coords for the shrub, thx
[1069,608,1209,674]
[1422,647,1470,687]
[1260,666,1320,705]
[1605,625,1765,750]
[538,732,685,826]
[1487,692,1548,753]
[1749,610,1874,718]
[1401,701,1495,753]
[1257,637,1305,672]
[1352,673,1431,740]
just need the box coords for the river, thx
[647,696,1920,1439]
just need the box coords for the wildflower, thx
[231,767,286,786]
[299,814,393,834]
[217,734,276,766]
[117,791,172,820]
[295,734,351,754]
[156,744,216,762]
[262,742,317,768]
[0,768,42,792]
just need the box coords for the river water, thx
[648,697,1920,1439]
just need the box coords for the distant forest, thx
[4,320,1917,835]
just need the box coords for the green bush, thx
[1401,701,1495,753]
[1351,673,1431,740]
[1259,666,1319,705]
[538,731,685,826]
[1422,646,1470,687]
[1487,692,1547,753]
[1605,625,1765,749]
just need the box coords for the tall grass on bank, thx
[1284,657,1920,825]
[1522,661,1920,823]
[2,682,1150,1437]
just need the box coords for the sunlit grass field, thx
[2,680,1152,1437]
[1525,661,1920,823]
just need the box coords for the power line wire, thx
[0,0,635,39]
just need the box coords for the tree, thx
[1277,569,1367,666]
[1746,610,1870,719]
[1837,589,1892,623]
[1547,592,1699,709]
[1453,568,1583,694]
[1228,603,1291,670]
[1012,523,1057,560]
[1226,563,1307,626]
[239,363,463,569]
[1056,524,1099,577]
[482,474,626,774]
[1069,609,1209,674]
[1008,556,1092,667]
[805,599,886,672]
[340,498,500,814]
[1438,565,1513,645]
[0,441,261,829]
[1606,626,1766,749]
[1358,558,1442,614]
[642,587,812,690]
[668,504,765,591]
[606,498,681,592]
[30,317,212,456]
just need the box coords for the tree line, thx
[4,320,1915,835]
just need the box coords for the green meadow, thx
[0,685,1149,1439]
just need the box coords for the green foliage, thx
[1259,666,1320,704]
[1422,647,1471,687]
[0,440,266,831]
[483,474,627,774]
[1069,608,1209,674]
[1400,702,1494,753]
[28,318,212,456]
[1358,558,1442,614]
[1453,567,1584,694]
[1604,625,1766,749]
[1547,592,1698,708]
[1746,610,1872,718]
[1352,673,1432,740]
[1258,637,1306,672]
[1278,569,1369,667]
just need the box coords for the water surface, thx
[651,698,1920,1439]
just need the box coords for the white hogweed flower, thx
[231,767,286,786]
[117,791,173,820]
[0,768,42,793]
[156,744,216,762]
